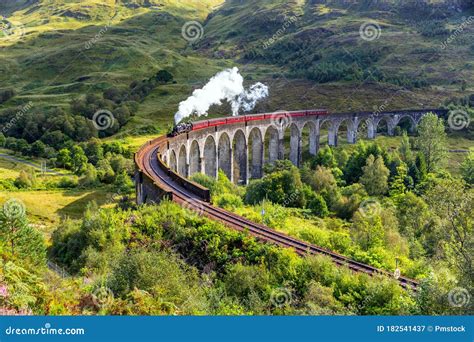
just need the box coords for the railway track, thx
[137,137,419,291]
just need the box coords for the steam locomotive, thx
[169,122,193,137]
[168,109,329,137]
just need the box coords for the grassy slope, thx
[0,149,111,231]
[0,0,227,126]
[0,189,110,225]
[200,0,473,108]
[1,0,473,132]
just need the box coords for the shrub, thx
[215,193,243,210]
[56,176,79,189]
[306,191,329,217]
[0,89,15,104]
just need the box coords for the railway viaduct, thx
[160,109,443,184]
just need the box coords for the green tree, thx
[306,191,329,217]
[0,200,46,265]
[84,139,104,165]
[313,146,336,168]
[395,192,429,239]
[389,162,412,196]
[30,141,46,157]
[301,165,340,208]
[424,180,473,289]
[114,170,133,194]
[14,168,36,189]
[335,183,368,219]
[57,148,72,169]
[71,146,88,175]
[108,249,203,314]
[352,209,385,250]
[460,152,474,185]
[246,162,305,208]
[155,70,174,83]
[398,131,413,163]
[15,139,29,155]
[80,163,98,187]
[415,113,447,172]
[109,154,133,175]
[360,155,389,196]
[344,141,388,184]
[97,159,115,184]
[411,152,427,185]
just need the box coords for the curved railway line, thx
[135,135,419,291]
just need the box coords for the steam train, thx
[168,109,329,137]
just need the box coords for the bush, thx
[306,192,329,217]
[245,161,305,208]
[215,193,243,210]
[14,169,37,189]
[0,89,15,104]
[108,249,201,302]
[56,176,79,189]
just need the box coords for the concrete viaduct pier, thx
[160,109,445,185]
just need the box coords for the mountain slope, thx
[0,0,473,135]
[200,0,474,89]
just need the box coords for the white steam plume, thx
[174,67,269,124]
[231,82,269,115]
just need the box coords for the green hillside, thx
[0,0,473,136]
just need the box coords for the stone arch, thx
[360,117,376,139]
[203,135,217,178]
[335,119,357,144]
[218,133,232,181]
[232,129,247,184]
[178,144,187,176]
[189,140,201,176]
[248,127,263,179]
[394,115,417,134]
[319,119,336,146]
[374,116,395,136]
[301,121,318,160]
[264,125,279,164]
[169,149,177,172]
